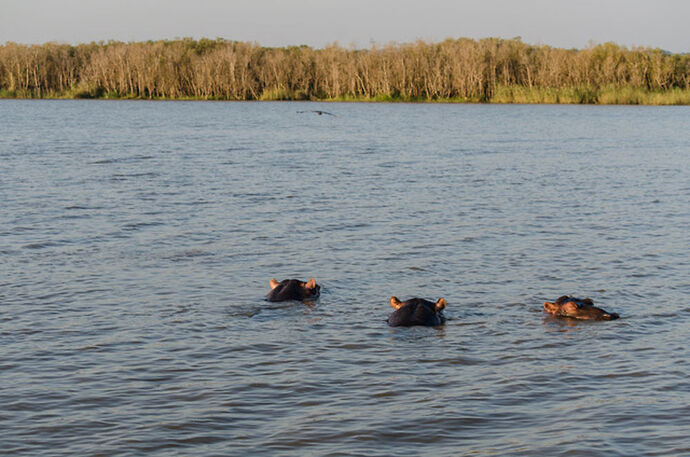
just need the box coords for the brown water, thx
[1,100,689,456]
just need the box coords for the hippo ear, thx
[544,301,558,314]
[269,278,280,289]
[390,296,403,310]
[583,298,594,305]
[305,278,316,289]
[435,298,447,311]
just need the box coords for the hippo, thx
[387,296,447,327]
[543,295,619,320]
[267,278,320,302]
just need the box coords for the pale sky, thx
[1,0,689,52]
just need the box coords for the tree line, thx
[0,38,688,102]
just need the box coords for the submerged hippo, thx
[544,295,619,320]
[387,296,447,327]
[267,278,320,302]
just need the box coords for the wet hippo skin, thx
[387,296,447,327]
[544,295,619,320]
[266,278,320,302]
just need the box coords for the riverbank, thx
[326,86,690,105]
[1,38,688,104]
[2,86,689,105]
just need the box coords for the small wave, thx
[121,221,165,231]
[110,172,159,181]
[165,249,215,262]
[58,213,93,220]
[4,226,38,235]
[91,155,155,164]
[228,308,262,318]
[23,241,62,249]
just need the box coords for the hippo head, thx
[544,296,619,321]
[267,278,320,302]
[387,296,447,327]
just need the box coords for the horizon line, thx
[1,36,686,54]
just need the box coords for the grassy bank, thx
[490,85,690,105]
[3,85,689,105]
[1,38,688,104]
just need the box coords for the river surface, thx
[1,100,689,456]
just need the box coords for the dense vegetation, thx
[1,38,688,104]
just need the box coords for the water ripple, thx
[0,100,688,457]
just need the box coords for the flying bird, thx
[297,110,338,117]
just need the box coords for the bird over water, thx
[297,110,338,117]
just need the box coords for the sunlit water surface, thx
[1,100,689,456]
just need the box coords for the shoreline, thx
[2,87,689,105]
[1,38,688,106]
